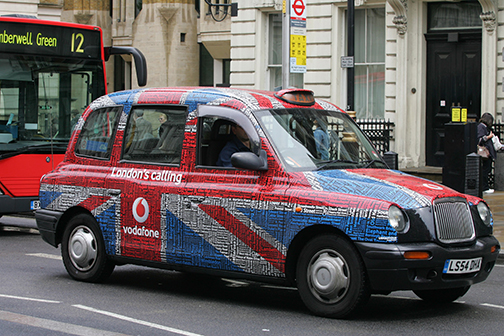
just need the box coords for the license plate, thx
[30,200,41,210]
[443,257,482,274]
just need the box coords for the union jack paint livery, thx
[36,87,500,318]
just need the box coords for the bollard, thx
[465,152,481,197]
[383,151,398,170]
[495,151,504,191]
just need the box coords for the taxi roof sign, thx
[274,89,315,106]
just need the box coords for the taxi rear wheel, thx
[296,235,370,318]
[413,286,470,303]
[61,213,115,282]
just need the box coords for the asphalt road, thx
[1,217,504,336]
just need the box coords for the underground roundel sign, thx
[132,197,149,223]
[291,0,306,19]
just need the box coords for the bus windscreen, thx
[0,19,106,145]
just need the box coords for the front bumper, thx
[0,195,39,215]
[35,209,63,247]
[355,236,500,292]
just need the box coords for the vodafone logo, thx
[423,183,443,190]
[132,197,149,223]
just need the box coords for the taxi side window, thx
[75,107,121,159]
[122,107,186,164]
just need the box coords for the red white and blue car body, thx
[35,87,500,318]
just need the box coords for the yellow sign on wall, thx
[451,106,468,123]
[290,35,306,66]
[451,107,461,122]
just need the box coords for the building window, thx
[135,0,142,18]
[428,1,482,30]
[222,59,231,87]
[354,8,385,119]
[199,43,214,86]
[268,13,303,91]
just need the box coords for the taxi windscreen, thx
[255,108,387,171]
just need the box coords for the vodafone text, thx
[123,225,160,238]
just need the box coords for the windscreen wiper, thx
[315,159,359,171]
[361,159,388,169]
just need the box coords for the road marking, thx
[73,304,203,336]
[481,303,504,309]
[26,253,62,260]
[0,293,60,304]
[0,310,130,336]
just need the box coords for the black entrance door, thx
[425,31,481,167]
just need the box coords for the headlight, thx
[477,202,492,226]
[388,205,409,233]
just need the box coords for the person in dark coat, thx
[216,124,252,167]
[477,112,496,194]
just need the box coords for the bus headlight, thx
[477,202,492,226]
[389,205,409,233]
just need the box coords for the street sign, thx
[290,0,306,74]
[341,56,354,68]
[291,0,306,18]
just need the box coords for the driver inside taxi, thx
[216,123,252,167]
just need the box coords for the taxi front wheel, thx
[61,213,115,282]
[296,235,370,318]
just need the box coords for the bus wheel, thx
[296,235,369,318]
[413,286,470,303]
[61,213,114,282]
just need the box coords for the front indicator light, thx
[491,245,499,253]
[404,251,431,260]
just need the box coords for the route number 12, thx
[71,33,84,53]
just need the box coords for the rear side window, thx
[75,107,122,159]
[122,106,187,164]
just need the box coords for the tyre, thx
[296,235,370,318]
[413,286,470,303]
[61,213,115,282]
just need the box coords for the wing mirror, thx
[231,149,268,171]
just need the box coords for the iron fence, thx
[490,121,504,188]
[356,118,395,156]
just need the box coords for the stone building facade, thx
[1,0,502,170]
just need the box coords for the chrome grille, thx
[433,198,475,244]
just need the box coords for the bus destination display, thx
[0,20,101,59]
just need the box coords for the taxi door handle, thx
[109,189,121,196]
[184,196,205,209]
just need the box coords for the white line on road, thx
[0,310,130,336]
[0,293,60,304]
[481,303,504,309]
[73,304,204,336]
[26,253,62,260]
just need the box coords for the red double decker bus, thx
[0,15,147,216]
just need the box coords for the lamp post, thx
[347,0,355,115]
[282,0,290,90]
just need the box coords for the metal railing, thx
[490,121,504,188]
[356,118,395,156]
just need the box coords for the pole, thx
[282,0,290,90]
[347,0,355,113]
